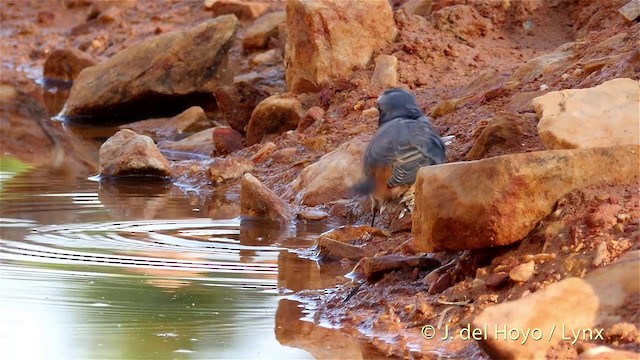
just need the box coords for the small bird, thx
[353,88,446,226]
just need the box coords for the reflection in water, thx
[1,166,358,359]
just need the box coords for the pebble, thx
[509,261,535,283]
[485,272,510,290]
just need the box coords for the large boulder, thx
[412,145,640,252]
[472,251,640,359]
[242,11,286,50]
[246,94,304,145]
[284,0,397,93]
[99,129,173,177]
[533,78,640,149]
[288,138,367,206]
[62,15,238,120]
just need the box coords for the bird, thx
[353,88,446,226]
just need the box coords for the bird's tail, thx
[351,177,375,196]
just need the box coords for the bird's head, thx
[376,88,424,126]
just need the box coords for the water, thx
[0,165,365,359]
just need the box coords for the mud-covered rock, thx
[371,55,398,89]
[473,251,640,360]
[99,129,172,177]
[213,81,270,135]
[246,94,304,145]
[43,48,96,82]
[284,0,397,93]
[466,113,525,160]
[206,0,269,20]
[211,126,244,156]
[288,138,367,206]
[413,145,640,252]
[159,128,215,156]
[533,78,640,149]
[120,106,211,141]
[62,15,238,119]
[209,156,254,185]
[240,173,293,225]
[242,11,286,50]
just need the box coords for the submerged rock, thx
[240,173,293,225]
[533,78,640,149]
[284,0,397,93]
[473,251,640,359]
[213,81,270,135]
[413,145,640,252]
[246,94,304,145]
[120,106,212,141]
[288,138,367,206]
[43,48,96,82]
[62,15,238,120]
[99,129,172,177]
[242,11,286,50]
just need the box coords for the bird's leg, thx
[370,195,377,227]
[399,185,416,219]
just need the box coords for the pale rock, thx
[241,173,293,225]
[533,78,640,149]
[509,260,534,282]
[371,55,398,89]
[43,48,96,82]
[120,106,212,141]
[209,157,254,185]
[246,94,304,145]
[288,139,367,206]
[402,0,432,16]
[213,81,270,135]
[472,251,640,359]
[298,209,329,220]
[99,129,173,177]
[251,48,281,66]
[285,0,397,93]
[242,11,286,50]
[251,141,277,163]
[207,0,269,20]
[618,0,640,21]
[159,128,215,156]
[413,145,640,252]
[577,346,640,359]
[62,15,238,120]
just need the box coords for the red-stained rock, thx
[99,129,173,177]
[213,81,270,135]
[240,173,293,225]
[212,127,245,156]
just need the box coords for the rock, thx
[213,81,270,135]
[240,173,293,225]
[509,261,534,283]
[288,138,367,206]
[43,48,96,82]
[99,129,172,177]
[251,141,277,163]
[533,78,640,150]
[485,272,510,290]
[510,49,573,84]
[251,49,281,66]
[402,0,432,16]
[578,346,640,359]
[297,209,329,221]
[586,203,623,230]
[242,11,286,50]
[466,113,525,160]
[297,106,325,133]
[320,225,390,243]
[0,84,18,103]
[96,6,121,24]
[429,96,471,118]
[428,272,452,294]
[209,156,254,185]
[158,128,215,156]
[413,145,640,252]
[605,322,639,343]
[87,0,135,20]
[592,242,610,267]
[317,237,366,261]
[432,4,493,37]
[120,106,211,141]
[472,251,640,360]
[207,0,269,20]
[211,127,245,156]
[618,0,640,21]
[246,94,304,145]
[62,15,238,120]
[371,55,398,89]
[284,0,397,93]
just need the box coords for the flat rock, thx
[99,129,172,177]
[211,126,245,156]
[158,128,215,156]
[240,173,293,225]
[533,78,640,149]
[206,0,269,20]
[246,94,304,145]
[472,251,640,360]
[209,157,254,185]
[120,106,212,141]
[288,138,367,206]
[43,48,96,82]
[284,0,397,93]
[213,81,270,135]
[371,55,398,89]
[413,145,640,252]
[242,11,286,50]
[62,15,238,120]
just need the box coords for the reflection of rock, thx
[62,15,238,120]
[276,299,394,360]
[99,129,173,177]
[122,250,205,291]
[98,177,172,219]
[413,145,640,252]
[277,250,347,292]
[473,251,640,360]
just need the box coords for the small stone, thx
[561,73,570,80]
[586,204,623,229]
[209,157,254,185]
[251,49,281,66]
[240,173,293,225]
[297,209,329,220]
[212,127,245,156]
[246,94,304,145]
[297,106,325,133]
[485,272,510,290]
[539,84,549,91]
[523,253,557,262]
[362,107,380,118]
[99,129,173,178]
[466,113,525,160]
[428,272,452,294]
[43,48,96,82]
[0,84,18,103]
[606,322,639,343]
[159,128,216,155]
[251,141,277,163]
[509,260,535,283]
[402,0,432,16]
[97,6,120,24]
[618,0,640,21]
[371,55,398,89]
[120,106,211,141]
[592,242,609,267]
[207,0,269,20]
[213,81,270,135]
[242,11,286,50]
